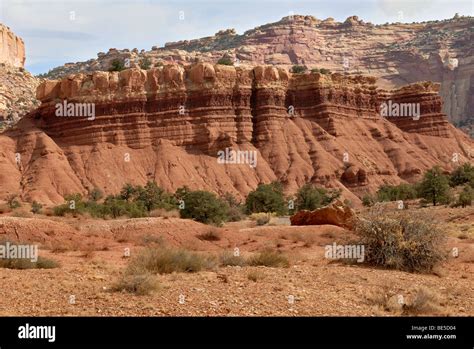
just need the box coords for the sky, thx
[0,0,472,75]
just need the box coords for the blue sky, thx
[0,0,472,75]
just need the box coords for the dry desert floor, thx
[0,206,472,316]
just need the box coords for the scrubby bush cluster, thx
[363,164,472,207]
[355,207,446,273]
[376,183,418,202]
[112,245,289,294]
[291,65,307,74]
[51,182,246,225]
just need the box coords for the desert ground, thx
[0,205,472,317]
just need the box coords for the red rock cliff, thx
[0,63,472,205]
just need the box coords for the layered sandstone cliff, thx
[40,14,474,131]
[0,24,25,67]
[0,63,471,205]
[0,24,39,125]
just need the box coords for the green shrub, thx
[179,190,229,225]
[311,68,320,73]
[223,193,245,222]
[319,68,331,75]
[109,59,125,72]
[291,65,307,74]
[120,183,137,201]
[139,57,152,70]
[135,181,176,212]
[450,163,474,187]
[456,185,473,207]
[362,195,375,207]
[217,57,234,66]
[245,182,287,215]
[355,208,445,273]
[6,194,21,209]
[376,183,417,202]
[418,166,451,206]
[52,193,87,216]
[295,184,340,211]
[31,201,43,214]
[89,188,103,202]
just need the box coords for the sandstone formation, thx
[0,63,40,125]
[0,24,39,126]
[290,200,356,229]
[40,15,473,134]
[0,24,25,67]
[0,63,472,205]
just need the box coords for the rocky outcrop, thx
[0,24,39,126]
[0,64,40,125]
[290,200,356,229]
[0,63,472,205]
[0,24,25,67]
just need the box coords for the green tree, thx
[418,166,451,206]
[295,184,340,211]
[450,163,474,187]
[136,181,175,212]
[245,182,287,215]
[179,190,229,225]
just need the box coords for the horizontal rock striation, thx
[0,63,472,204]
[40,14,474,131]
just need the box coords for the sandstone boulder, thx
[290,200,356,229]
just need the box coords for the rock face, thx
[290,200,356,229]
[0,24,25,67]
[0,63,472,205]
[41,14,474,131]
[0,64,40,125]
[0,24,39,126]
